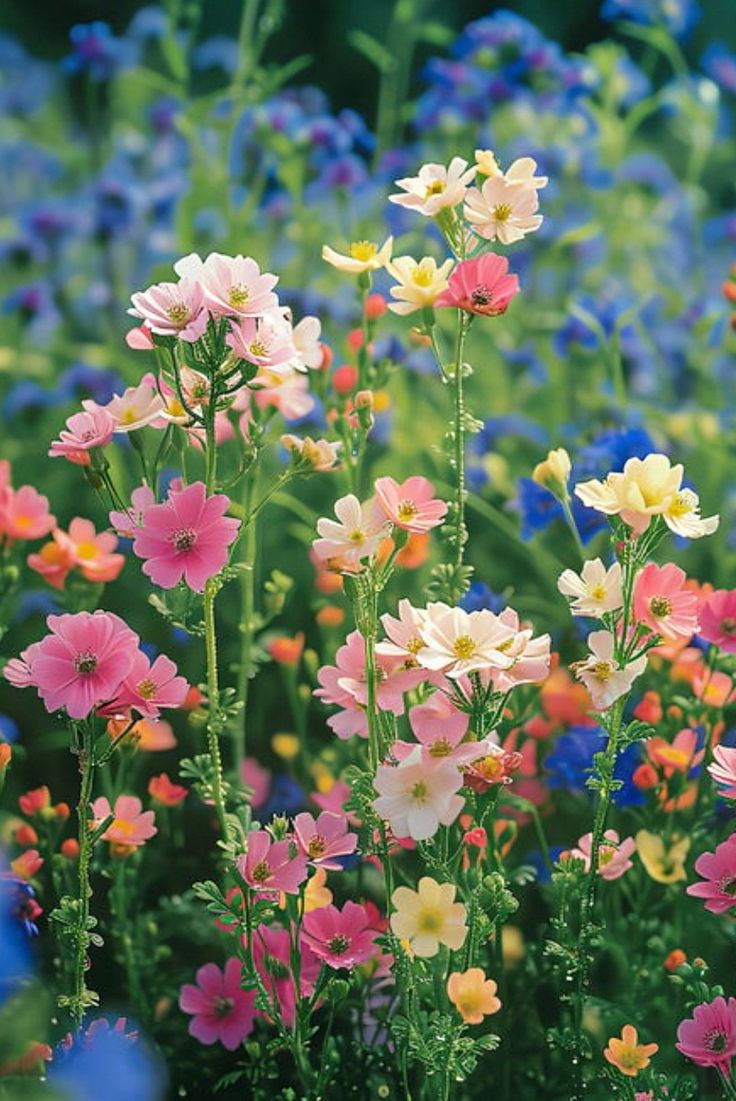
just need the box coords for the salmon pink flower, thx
[0,485,55,542]
[464,174,543,244]
[373,745,464,841]
[237,829,308,896]
[132,481,240,592]
[677,996,736,1074]
[19,786,52,817]
[389,157,476,216]
[447,968,501,1024]
[179,958,257,1050]
[11,849,43,880]
[435,253,520,317]
[301,901,378,968]
[374,476,447,533]
[558,559,623,617]
[700,589,736,652]
[175,252,279,319]
[708,745,736,798]
[105,651,188,718]
[92,794,157,847]
[687,834,736,913]
[634,563,699,639]
[646,728,703,777]
[27,538,75,590]
[293,811,358,870]
[603,1025,658,1077]
[463,745,523,792]
[128,277,208,341]
[148,773,188,806]
[570,829,636,880]
[574,630,647,710]
[54,518,125,584]
[49,404,116,465]
[408,692,469,750]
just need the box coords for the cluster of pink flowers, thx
[28,517,125,590]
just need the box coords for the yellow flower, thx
[322,236,393,274]
[386,255,454,315]
[303,867,332,913]
[532,448,571,498]
[603,1024,658,1077]
[271,733,300,760]
[635,830,690,884]
[447,968,501,1024]
[501,924,525,967]
[390,876,467,958]
[474,149,502,177]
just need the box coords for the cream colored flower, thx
[464,175,543,245]
[389,157,477,217]
[386,256,454,315]
[390,876,467,958]
[322,236,393,274]
[532,447,571,495]
[558,559,624,617]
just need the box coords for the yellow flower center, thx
[417,906,442,932]
[453,635,477,660]
[397,500,418,521]
[429,739,452,758]
[348,528,366,543]
[251,860,271,883]
[405,637,424,655]
[307,835,328,858]
[492,203,513,222]
[591,584,607,601]
[412,266,434,287]
[166,303,189,325]
[136,678,158,700]
[667,493,691,518]
[349,241,377,262]
[650,596,673,617]
[227,284,250,307]
[411,781,428,802]
[593,661,613,682]
[111,817,134,836]
[75,541,99,560]
[248,340,268,358]
[13,515,32,529]
[425,180,445,197]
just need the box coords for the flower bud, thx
[332,365,359,395]
[531,448,571,499]
[0,743,11,771]
[364,293,387,320]
[61,838,80,860]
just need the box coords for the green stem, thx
[204,577,229,839]
[234,463,259,776]
[71,723,95,1029]
[451,313,470,572]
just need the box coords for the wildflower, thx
[435,253,520,317]
[699,589,736,652]
[463,745,523,792]
[108,485,156,538]
[570,829,636,880]
[322,237,393,274]
[19,786,53,817]
[389,157,476,216]
[179,959,257,1050]
[558,559,624,617]
[386,256,454,315]
[708,745,736,798]
[290,315,323,371]
[532,448,571,497]
[48,404,116,465]
[377,598,429,665]
[687,834,736,913]
[574,630,647,710]
[604,1025,658,1077]
[447,968,501,1024]
[464,175,543,244]
[0,743,11,771]
[490,607,551,690]
[32,518,125,589]
[633,563,699,639]
[92,795,157,848]
[148,773,188,806]
[105,650,188,720]
[226,311,296,371]
[417,603,516,679]
[281,434,341,471]
[390,876,467,958]
[102,378,166,432]
[408,692,469,749]
[11,850,43,880]
[132,481,239,592]
[250,923,320,1028]
[373,746,464,841]
[236,829,308,895]
[664,949,687,971]
[301,901,378,968]
[293,811,358,869]
[175,251,279,319]
[303,867,332,913]
[374,476,447,533]
[313,494,388,569]
[28,542,74,594]
[676,996,736,1074]
[0,485,55,542]
[646,728,703,777]
[635,830,690,883]
[128,278,208,342]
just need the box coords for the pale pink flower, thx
[128,277,208,342]
[700,589,736,653]
[373,745,465,840]
[92,794,157,847]
[49,404,116,465]
[374,476,447,533]
[389,157,477,216]
[179,958,257,1050]
[574,630,647,710]
[687,834,736,914]
[676,996,736,1074]
[570,829,636,880]
[417,603,516,679]
[102,377,165,432]
[52,518,125,584]
[464,175,543,244]
[313,495,388,570]
[125,323,155,350]
[281,434,341,472]
[377,599,430,666]
[491,607,551,690]
[558,559,624,617]
[226,310,296,371]
[176,252,279,319]
[249,366,315,420]
[633,563,699,639]
[435,253,520,317]
[109,485,156,538]
[241,757,271,809]
[236,829,308,895]
[708,745,736,799]
[290,315,323,371]
[301,901,378,968]
[0,485,55,542]
[408,692,469,751]
[293,811,358,870]
[104,651,188,719]
[132,481,240,592]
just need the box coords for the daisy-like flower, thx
[281,434,341,472]
[91,794,157,848]
[301,901,378,969]
[389,157,476,217]
[708,745,736,798]
[574,630,647,710]
[175,252,279,319]
[0,485,55,542]
[604,1025,658,1078]
[490,607,551,691]
[435,253,520,317]
[390,876,467,958]
[386,256,454,315]
[102,377,165,433]
[48,404,116,466]
[569,829,636,881]
[646,728,703,778]
[699,589,736,652]
[377,599,429,666]
[179,959,257,1050]
[677,997,736,1074]
[447,968,501,1024]
[128,278,208,342]
[635,830,690,884]
[313,494,388,570]
[236,829,308,896]
[686,834,736,914]
[633,562,699,639]
[417,603,516,679]
[105,650,188,719]
[464,175,543,245]
[663,487,719,539]
[321,236,393,274]
[374,476,448,533]
[558,559,624,617]
[293,811,358,870]
[373,745,465,841]
[226,310,296,371]
[132,481,240,592]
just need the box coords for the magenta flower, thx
[132,481,240,592]
[301,901,379,969]
[91,794,157,848]
[687,834,736,913]
[700,589,736,653]
[708,745,736,799]
[676,996,736,1074]
[179,958,257,1050]
[49,404,116,466]
[104,651,189,718]
[435,253,520,317]
[251,923,321,1028]
[20,611,139,719]
[237,829,308,895]
[293,811,358,870]
[633,562,699,639]
[374,476,448,533]
[128,277,208,342]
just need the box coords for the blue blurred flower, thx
[0,866,34,1005]
[459,581,506,614]
[702,43,736,94]
[600,0,699,38]
[51,1020,166,1101]
[544,727,606,792]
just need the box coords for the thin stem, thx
[451,313,470,571]
[234,463,259,776]
[71,723,95,1029]
[204,576,229,839]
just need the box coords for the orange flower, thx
[447,968,501,1024]
[0,743,11,770]
[603,1025,658,1077]
[316,604,345,628]
[664,949,687,972]
[267,633,305,666]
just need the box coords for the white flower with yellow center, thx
[322,237,393,274]
[390,876,467,958]
[574,630,647,711]
[389,157,477,217]
[464,174,543,245]
[373,746,464,841]
[417,603,516,679]
[386,256,454,315]
[558,559,624,617]
[663,488,719,538]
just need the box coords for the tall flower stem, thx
[70,721,95,1029]
[234,463,259,775]
[450,312,471,572]
[203,576,229,839]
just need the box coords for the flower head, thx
[604,1025,658,1077]
[49,405,116,465]
[301,901,378,968]
[687,834,736,913]
[708,745,736,799]
[322,237,393,274]
[636,830,690,883]
[558,559,623,617]
[570,829,636,880]
[175,252,279,319]
[374,476,447,533]
[373,746,464,841]
[417,603,516,679]
[633,563,698,639]
[447,968,501,1024]
[281,434,340,472]
[313,494,388,570]
[237,829,308,896]
[105,651,188,718]
[532,448,571,497]
[389,157,476,216]
[0,485,55,542]
[148,773,188,806]
[226,311,296,371]
[293,811,358,870]
[128,278,208,342]
[386,256,454,315]
[390,876,467,958]
[92,794,157,848]
[102,378,166,432]
[574,630,647,710]
[179,958,257,1050]
[700,589,736,652]
[677,996,736,1074]
[435,253,520,317]
[464,175,543,245]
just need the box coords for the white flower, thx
[663,488,719,539]
[373,746,464,841]
[474,151,548,191]
[289,316,323,371]
[389,157,477,217]
[464,176,543,245]
[322,237,393,274]
[558,560,624,617]
[386,256,454,315]
[575,630,647,711]
[417,604,516,679]
[313,494,387,568]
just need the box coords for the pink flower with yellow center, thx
[226,311,296,371]
[374,476,448,534]
[128,277,208,342]
[237,829,308,896]
[569,829,636,881]
[687,833,736,914]
[708,745,736,799]
[389,157,476,217]
[645,728,703,778]
[293,811,358,870]
[301,901,379,969]
[105,650,189,719]
[92,794,157,848]
[55,517,125,584]
[102,377,166,432]
[175,251,279,319]
[48,404,116,466]
[435,253,520,318]
[0,485,55,542]
[633,562,699,639]
[700,589,736,653]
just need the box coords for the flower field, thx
[2,2,736,1098]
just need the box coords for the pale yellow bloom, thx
[390,876,467,958]
[474,149,502,177]
[386,255,454,315]
[322,236,393,274]
[635,830,690,884]
[303,867,333,913]
[532,448,571,496]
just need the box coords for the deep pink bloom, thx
[104,651,188,718]
[708,745,736,799]
[301,901,379,968]
[569,829,635,881]
[373,476,447,533]
[179,958,257,1050]
[633,562,699,639]
[250,923,320,1028]
[293,811,358,870]
[0,485,55,542]
[21,611,139,719]
[687,834,736,913]
[676,996,736,1074]
[132,481,240,592]
[700,589,736,652]
[176,252,279,318]
[435,253,520,317]
[128,277,208,342]
[91,794,157,847]
[236,829,308,895]
[49,404,116,465]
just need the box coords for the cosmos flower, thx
[558,559,624,617]
[389,157,476,216]
[386,256,454,315]
[373,745,465,841]
[435,253,520,317]
[91,795,157,848]
[633,562,699,639]
[464,175,543,245]
[322,237,393,274]
[677,997,736,1074]
[128,278,208,342]
[373,476,447,533]
[179,959,257,1050]
[574,631,647,710]
[686,834,736,914]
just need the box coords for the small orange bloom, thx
[447,968,501,1024]
[315,604,345,628]
[603,1025,658,1077]
[0,743,11,769]
[267,633,305,666]
[664,949,687,971]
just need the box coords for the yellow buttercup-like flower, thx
[635,830,690,884]
[322,236,393,274]
[386,255,454,315]
[390,876,467,958]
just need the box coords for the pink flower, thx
[248,367,315,420]
[148,773,188,806]
[0,485,55,542]
[373,745,465,841]
[226,312,296,370]
[633,563,699,639]
[54,518,125,584]
[676,996,736,1074]
[176,252,279,319]
[700,589,736,652]
[21,611,139,719]
[313,495,388,571]
[109,485,156,538]
[49,404,116,465]
[301,901,379,968]
[179,959,257,1050]
[125,323,154,350]
[92,794,157,847]
[132,481,240,592]
[646,728,703,778]
[241,757,271,809]
[687,834,736,913]
[102,378,166,432]
[570,829,636,880]
[374,476,447,533]
[408,692,469,750]
[128,277,208,342]
[708,745,736,799]
[3,642,42,688]
[490,607,551,690]
[250,924,320,1028]
[104,651,188,718]
[293,811,358,870]
[236,829,308,895]
[435,253,520,317]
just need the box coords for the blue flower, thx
[600,0,699,39]
[0,867,34,1005]
[545,727,606,792]
[63,23,137,82]
[459,581,506,614]
[702,43,736,94]
[261,775,305,820]
[0,716,19,744]
[50,1022,166,1101]
[515,478,564,540]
